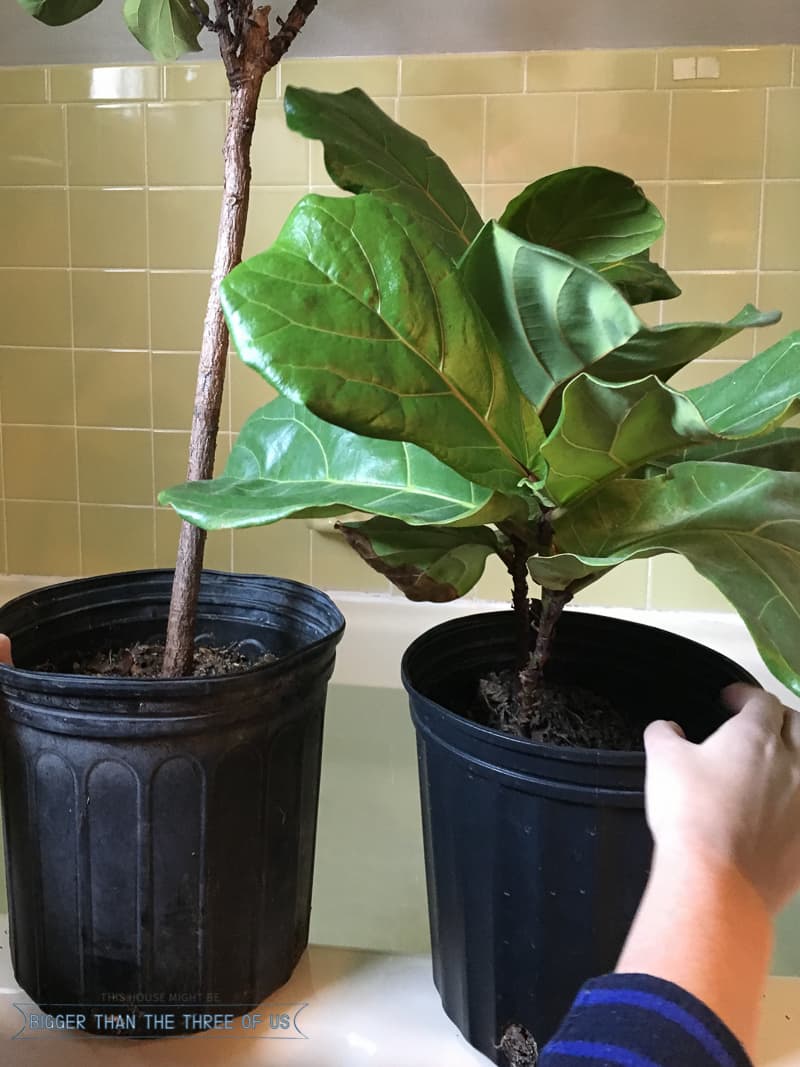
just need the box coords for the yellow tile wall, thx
[0,46,798,611]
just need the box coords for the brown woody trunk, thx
[161,1,319,676]
[161,76,263,677]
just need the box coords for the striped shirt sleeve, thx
[538,973,753,1067]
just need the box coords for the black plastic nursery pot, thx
[402,609,757,1064]
[0,569,344,1034]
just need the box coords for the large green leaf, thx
[283,86,482,261]
[338,517,500,602]
[599,251,681,306]
[539,375,710,505]
[650,427,800,474]
[220,195,543,496]
[459,222,777,424]
[688,333,800,435]
[540,341,800,506]
[498,166,664,264]
[159,397,517,528]
[528,463,800,696]
[123,0,206,61]
[18,0,102,23]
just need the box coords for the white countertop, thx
[0,923,798,1066]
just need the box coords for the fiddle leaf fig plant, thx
[161,86,800,727]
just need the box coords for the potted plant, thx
[162,86,800,1061]
[0,0,345,1034]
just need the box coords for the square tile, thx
[766,89,800,178]
[230,356,276,432]
[6,501,80,575]
[152,351,230,431]
[762,182,800,270]
[0,105,65,186]
[483,183,526,221]
[80,505,155,575]
[0,68,47,104]
[232,520,311,581]
[666,183,761,270]
[148,188,219,270]
[664,272,758,359]
[576,91,669,180]
[485,94,576,183]
[657,46,792,90]
[311,528,391,593]
[572,559,649,609]
[146,102,227,186]
[150,272,210,351]
[0,349,74,425]
[67,104,146,186]
[51,65,160,102]
[401,54,523,96]
[251,100,310,185]
[0,270,71,347]
[397,96,485,185]
[75,350,151,428]
[72,270,149,350]
[758,273,800,347]
[70,188,147,268]
[164,64,276,101]
[670,90,766,180]
[527,49,656,91]
[0,189,68,267]
[156,505,233,571]
[153,430,228,493]
[281,57,398,96]
[4,426,77,502]
[77,428,154,505]
[242,187,309,259]
[649,554,735,611]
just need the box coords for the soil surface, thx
[36,641,276,678]
[478,668,643,751]
[499,1023,539,1066]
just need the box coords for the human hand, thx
[644,684,800,914]
[0,634,12,666]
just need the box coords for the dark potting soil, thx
[35,641,276,678]
[477,668,643,751]
[499,1023,539,1067]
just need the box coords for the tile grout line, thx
[659,88,674,328]
[145,79,158,570]
[479,94,488,217]
[571,91,579,166]
[63,102,83,578]
[754,85,770,355]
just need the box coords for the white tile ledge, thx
[0,576,796,710]
[0,917,796,1065]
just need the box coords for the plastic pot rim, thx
[401,607,756,768]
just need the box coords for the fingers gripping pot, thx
[0,569,344,1033]
[402,609,756,1063]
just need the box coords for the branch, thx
[268,0,318,66]
[213,0,240,83]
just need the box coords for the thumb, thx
[644,718,686,753]
[0,634,14,667]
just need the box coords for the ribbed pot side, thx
[0,569,344,1032]
[402,609,756,1062]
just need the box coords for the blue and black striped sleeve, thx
[539,973,753,1067]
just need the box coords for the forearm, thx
[616,845,773,1056]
